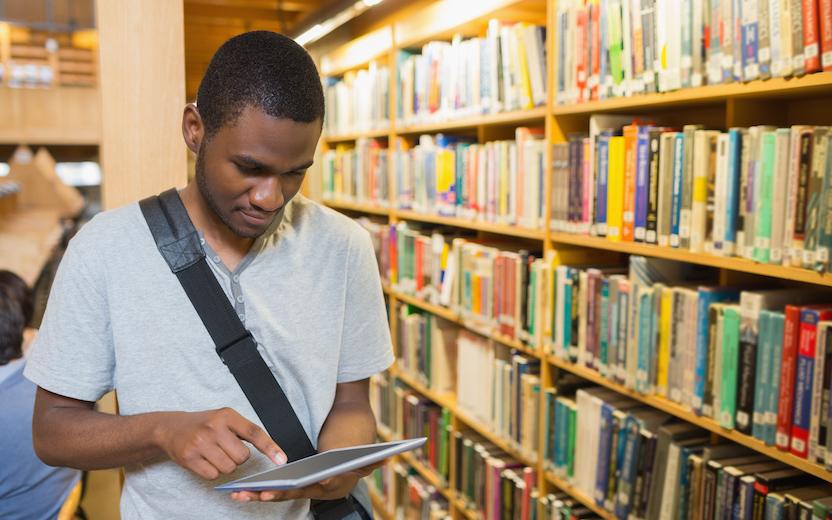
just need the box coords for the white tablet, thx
[215,437,426,492]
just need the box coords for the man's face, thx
[195,105,321,238]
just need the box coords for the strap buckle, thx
[216,332,254,362]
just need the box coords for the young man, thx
[0,270,82,519]
[26,31,393,519]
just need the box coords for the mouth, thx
[238,209,275,227]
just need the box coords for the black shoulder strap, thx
[139,188,315,461]
[139,189,371,520]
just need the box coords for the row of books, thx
[369,372,452,484]
[541,255,832,465]
[556,0,832,105]
[323,63,390,136]
[370,462,451,520]
[321,138,390,207]
[545,383,832,520]
[452,430,538,520]
[395,303,543,460]
[552,119,832,270]
[397,21,546,126]
[394,129,547,228]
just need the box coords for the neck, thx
[180,182,254,256]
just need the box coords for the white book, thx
[782,126,806,266]
[625,281,643,390]
[692,0,705,86]
[690,130,718,252]
[713,133,731,255]
[778,0,794,77]
[658,442,682,520]
[622,0,634,96]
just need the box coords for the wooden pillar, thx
[96,1,187,210]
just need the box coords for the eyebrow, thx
[232,154,314,174]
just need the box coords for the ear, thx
[182,103,204,155]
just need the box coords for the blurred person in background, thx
[0,270,81,520]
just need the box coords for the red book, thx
[576,6,588,103]
[820,0,832,70]
[590,1,601,100]
[804,0,823,72]
[521,467,535,520]
[414,238,424,292]
[776,304,803,450]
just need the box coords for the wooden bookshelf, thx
[396,107,547,135]
[322,199,391,216]
[548,232,832,287]
[395,210,546,240]
[369,488,395,520]
[317,0,832,517]
[544,472,615,520]
[551,72,832,116]
[323,127,392,143]
[545,355,832,484]
[394,289,540,358]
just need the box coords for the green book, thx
[567,401,577,479]
[753,131,776,263]
[425,314,433,388]
[439,407,451,480]
[529,267,537,336]
[607,0,624,86]
[719,304,742,429]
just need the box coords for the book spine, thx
[725,129,743,256]
[597,136,611,236]
[721,306,742,429]
[821,0,832,69]
[753,311,773,441]
[803,0,822,72]
[608,136,626,241]
[623,127,639,242]
[790,308,824,457]
[680,125,699,249]
[742,0,762,80]
[754,131,777,263]
[759,0,773,77]
[737,298,761,435]
[670,133,685,247]
[634,127,652,241]
[646,130,663,244]
[694,293,716,415]
[792,0,806,75]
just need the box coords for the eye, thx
[234,163,260,174]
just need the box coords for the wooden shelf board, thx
[323,127,391,143]
[320,26,393,77]
[396,106,546,135]
[395,369,537,468]
[394,0,546,49]
[552,72,832,116]
[395,209,545,240]
[544,472,616,520]
[369,488,395,520]
[548,232,832,287]
[393,289,540,358]
[322,199,391,216]
[545,354,832,483]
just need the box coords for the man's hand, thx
[155,407,287,480]
[228,460,385,503]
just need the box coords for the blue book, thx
[615,287,630,383]
[636,288,656,394]
[693,286,739,415]
[724,129,743,254]
[676,444,704,519]
[634,125,652,242]
[752,310,774,441]
[596,133,612,234]
[670,133,685,247]
[615,415,641,520]
[791,308,830,457]
[595,401,615,506]
[610,412,629,511]
[740,5,759,81]
[563,269,575,358]
[766,312,785,446]
[553,399,566,474]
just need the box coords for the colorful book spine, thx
[791,307,832,457]
[607,136,626,241]
[720,304,742,429]
[670,132,685,247]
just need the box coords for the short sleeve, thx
[336,228,394,383]
[24,226,115,402]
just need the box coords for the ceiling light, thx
[294,0,385,47]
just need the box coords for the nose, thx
[250,176,284,213]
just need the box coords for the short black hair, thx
[0,270,32,365]
[196,31,324,139]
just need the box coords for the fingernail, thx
[274,452,287,465]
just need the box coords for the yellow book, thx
[606,136,625,241]
[656,286,673,397]
[499,141,509,219]
[437,148,454,208]
[512,23,534,110]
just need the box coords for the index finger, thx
[225,411,287,465]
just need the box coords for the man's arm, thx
[231,378,381,503]
[33,387,287,480]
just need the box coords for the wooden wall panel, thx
[96,0,187,210]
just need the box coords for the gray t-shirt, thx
[24,194,394,519]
